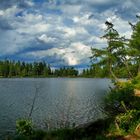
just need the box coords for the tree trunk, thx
[123,58,133,79]
[28,86,38,118]
[137,61,140,75]
[109,64,119,83]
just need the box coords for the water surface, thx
[0,78,112,138]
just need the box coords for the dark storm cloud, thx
[0,0,34,10]
[0,19,14,30]
[0,0,16,9]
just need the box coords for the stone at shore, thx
[122,135,139,140]
[134,124,140,137]
[134,89,140,97]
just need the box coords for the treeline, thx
[81,64,136,78]
[81,17,140,79]
[54,67,78,77]
[0,60,78,77]
[0,60,51,77]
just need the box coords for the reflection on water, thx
[0,78,112,138]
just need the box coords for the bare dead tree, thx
[28,83,40,118]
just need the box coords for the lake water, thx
[0,78,112,138]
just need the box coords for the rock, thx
[134,89,140,97]
[135,124,140,137]
[123,135,138,140]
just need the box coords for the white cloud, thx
[57,26,89,38]
[0,0,137,67]
[24,42,91,66]
[63,53,78,66]
[61,5,82,15]
[0,30,34,56]
[20,13,43,23]
[0,10,4,16]
[72,13,95,25]
[88,36,106,44]
[122,1,135,9]
[0,5,21,17]
[25,1,34,7]
[106,15,132,38]
[16,22,50,34]
[37,34,56,43]
[13,12,50,35]
[98,11,132,39]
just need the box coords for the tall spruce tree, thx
[129,16,140,74]
[91,21,133,79]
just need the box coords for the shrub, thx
[115,110,140,134]
[104,82,134,116]
[132,74,140,89]
[16,119,33,136]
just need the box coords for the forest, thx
[0,60,78,77]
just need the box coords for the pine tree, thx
[129,16,140,74]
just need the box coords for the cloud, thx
[60,4,82,15]
[72,12,95,25]
[59,26,89,38]
[0,5,20,17]
[86,0,115,5]
[0,0,139,67]
[37,34,57,43]
[24,42,91,66]
[0,18,14,30]
[18,1,34,8]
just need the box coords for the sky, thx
[0,0,139,68]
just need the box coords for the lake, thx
[0,78,112,138]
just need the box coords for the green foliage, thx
[131,73,140,89]
[81,65,108,78]
[12,118,114,140]
[16,119,33,136]
[0,60,52,77]
[30,129,46,140]
[0,60,79,78]
[54,67,78,77]
[104,82,134,116]
[129,21,140,75]
[90,21,133,80]
[115,110,140,133]
[88,19,140,78]
[103,75,140,138]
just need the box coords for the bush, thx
[104,81,134,116]
[132,74,140,89]
[115,110,140,134]
[16,119,33,136]
[104,79,140,114]
[103,77,140,137]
